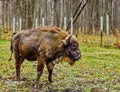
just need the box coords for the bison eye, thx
[70,44,77,50]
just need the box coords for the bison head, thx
[62,35,81,65]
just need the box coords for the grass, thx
[0,34,120,92]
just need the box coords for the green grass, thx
[0,36,120,92]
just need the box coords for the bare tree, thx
[60,0,63,28]
[51,0,55,26]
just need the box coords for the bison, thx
[9,26,81,88]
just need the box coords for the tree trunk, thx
[51,0,55,26]
[60,0,63,28]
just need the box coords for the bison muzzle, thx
[9,26,81,88]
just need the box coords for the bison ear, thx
[62,35,72,46]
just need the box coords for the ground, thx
[0,34,120,92]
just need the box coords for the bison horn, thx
[62,35,72,46]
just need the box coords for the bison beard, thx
[9,26,81,88]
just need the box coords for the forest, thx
[0,0,120,92]
[0,0,120,34]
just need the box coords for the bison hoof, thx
[34,83,40,89]
[49,79,53,83]
[16,77,20,81]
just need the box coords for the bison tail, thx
[8,45,13,61]
[9,32,16,61]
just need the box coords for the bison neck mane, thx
[50,55,74,66]
[48,49,74,66]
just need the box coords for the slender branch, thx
[73,0,88,24]
[66,0,88,31]
[73,0,84,18]
[66,0,84,31]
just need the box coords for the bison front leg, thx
[35,58,44,88]
[47,63,55,83]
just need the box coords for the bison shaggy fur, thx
[9,26,81,88]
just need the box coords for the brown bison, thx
[9,26,81,87]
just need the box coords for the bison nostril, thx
[74,54,81,60]
[78,55,81,59]
[79,55,81,59]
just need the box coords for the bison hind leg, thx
[14,54,24,81]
